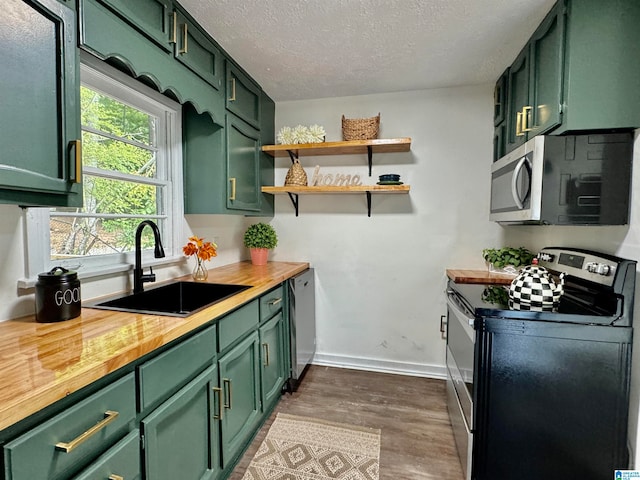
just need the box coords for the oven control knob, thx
[596,263,611,276]
[586,262,597,273]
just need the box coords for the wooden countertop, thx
[446,269,515,285]
[0,261,308,431]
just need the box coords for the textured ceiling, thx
[178,0,557,101]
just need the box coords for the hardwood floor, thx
[230,365,465,479]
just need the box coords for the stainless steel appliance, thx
[446,247,635,480]
[288,268,316,391]
[489,133,633,225]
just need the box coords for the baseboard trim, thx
[311,353,447,380]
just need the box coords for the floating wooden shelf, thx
[262,138,411,176]
[262,138,411,157]
[261,184,410,216]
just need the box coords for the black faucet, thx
[133,220,165,294]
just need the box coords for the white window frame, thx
[22,54,184,286]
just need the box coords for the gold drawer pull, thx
[170,12,177,44]
[109,475,124,480]
[522,105,533,132]
[71,139,82,184]
[262,343,270,367]
[212,386,223,420]
[55,410,119,453]
[268,297,282,306]
[178,23,188,54]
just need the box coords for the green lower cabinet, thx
[142,365,221,480]
[260,313,286,409]
[219,332,261,469]
[72,429,141,480]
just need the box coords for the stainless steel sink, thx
[87,281,251,317]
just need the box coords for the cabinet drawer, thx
[138,324,216,412]
[72,429,141,480]
[218,300,259,352]
[4,373,136,480]
[260,285,284,323]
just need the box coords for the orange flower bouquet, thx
[183,236,217,281]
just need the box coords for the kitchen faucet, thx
[133,220,165,294]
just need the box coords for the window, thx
[25,56,183,280]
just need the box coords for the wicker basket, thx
[284,159,308,186]
[342,113,380,141]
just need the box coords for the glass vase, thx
[192,258,208,282]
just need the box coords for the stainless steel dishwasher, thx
[288,268,316,391]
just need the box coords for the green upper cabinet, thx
[1,0,81,207]
[226,113,262,212]
[94,0,172,51]
[500,0,640,157]
[172,7,223,90]
[226,62,261,128]
[506,2,564,153]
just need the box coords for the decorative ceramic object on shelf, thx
[277,124,326,144]
[243,223,278,266]
[508,264,566,311]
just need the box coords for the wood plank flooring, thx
[230,365,464,479]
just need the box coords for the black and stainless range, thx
[446,247,636,480]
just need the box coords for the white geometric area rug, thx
[241,413,381,480]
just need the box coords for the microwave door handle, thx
[511,156,530,209]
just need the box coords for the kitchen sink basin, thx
[87,281,251,317]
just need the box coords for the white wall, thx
[501,131,640,466]
[272,85,504,377]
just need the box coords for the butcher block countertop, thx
[446,269,515,285]
[0,261,308,431]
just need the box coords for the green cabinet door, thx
[259,312,286,409]
[527,2,565,137]
[226,63,261,128]
[226,114,261,212]
[219,332,261,469]
[94,0,172,51]
[173,8,223,90]
[142,364,221,480]
[505,47,529,153]
[1,0,81,207]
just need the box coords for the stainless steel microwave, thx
[489,133,633,225]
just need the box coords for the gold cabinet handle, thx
[262,343,270,367]
[515,111,524,137]
[109,475,124,480]
[268,297,282,306]
[170,12,177,44]
[229,78,236,101]
[223,378,232,409]
[178,23,188,54]
[71,139,82,183]
[229,177,236,201]
[522,105,533,132]
[212,386,223,420]
[55,410,119,453]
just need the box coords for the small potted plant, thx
[243,223,278,266]
[482,246,534,275]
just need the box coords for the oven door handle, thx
[446,290,475,329]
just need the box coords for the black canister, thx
[35,267,81,323]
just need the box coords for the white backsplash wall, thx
[501,131,640,467]
[271,85,504,377]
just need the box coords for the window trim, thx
[22,54,185,286]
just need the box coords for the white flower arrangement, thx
[277,124,326,144]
